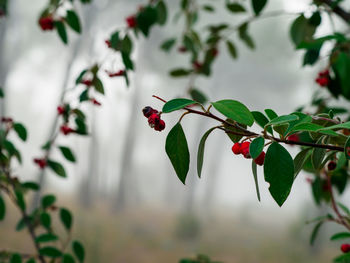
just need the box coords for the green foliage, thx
[162,98,197,113]
[197,127,216,178]
[165,123,190,184]
[264,143,294,206]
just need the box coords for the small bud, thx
[81,79,93,86]
[60,125,74,135]
[57,105,65,115]
[33,158,47,169]
[91,98,101,106]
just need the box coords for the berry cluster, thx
[341,244,350,253]
[33,158,47,169]
[142,106,165,132]
[38,15,55,31]
[232,141,265,166]
[315,69,330,87]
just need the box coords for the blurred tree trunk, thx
[79,108,99,207]
[112,82,141,212]
[31,2,96,209]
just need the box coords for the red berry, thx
[341,244,350,253]
[91,98,101,106]
[241,141,251,158]
[154,119,166,131]
[81,79,93,86]
[148,113,160,128]
[287,134,299,144]
[193,61,203,71]
[254,151,266,166]
[60,125,74,135]
[33,158,47,169]
[57,105,65,115]
[126,15,137,28]
[142,106,158,118]
[232,143,241,155]
[211,47,219,57]
[1,117,13,123]
[106,70,125,77]
[105,39,111,48]
[38,16,55,31]
[178,46,187,53]
[327,161,337,171]
[315,69,330,87]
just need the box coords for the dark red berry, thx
[315,69,330,87]
[105,39,111,48]
[60,125,74,135]
[34,158,47,169]
[91,98,101,106]
[142,106,156,118]
[287,134,299,144]
[81,79,93,86]
[126,15,137,28]
[341,244,350,253]
[148,113,160,128]
[1,117,13,123]
[193,61,203,71]
[232,143,241,155]
[39,16,55,31]
[154,119,166,131]
[211,47,219,57]
[178,46,187,53]
[106,70,125,77]
[327,161,337,171]
[241,141,251,158]
[57,105,65,115]
[254,151,266,166]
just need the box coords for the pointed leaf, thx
[264,142,294,206]
[249,137,265,159]
[251,161,261,201]
[197,127,216,178]
[252,0,267,16]
[165,123,190,184]
[162,98,197,113]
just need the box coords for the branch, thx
[319,0,350,23]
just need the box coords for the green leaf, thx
[121,34,133,55]
[10,254,22,263]
[15,191,26,211]
[189,88,207,104]
[197,127,216,178]
[54,21,68,44]
[252,0,268,16]
[331,232,350,241]
[72,241,85,262]
[344,136,350,160]
[21,182,40,191]
[251,161,261,201]
[252,111,273,135]
[41,194,56,209]
[160,38,176,52]
[62,254,76,263]
[39,247,62,258]
[65,10,81,33]
[47,160,67,178]
[136,6,158,37]
[59,146,76,162]
[290,15,316,47]
[334,253,350,263]
[156,0,167,25]
[13,123,27,141]
[310,221,323,245]
[249,137,265,159]
[211,100,254,127]
[265,115,298,127]
[26,258,36,263]
[122,52,134,71]
[75,70,87,85]
[238,23,255,49]
[338,202,350,215]
[318,121,350,131]
[169,68,191,77]
[93,77,104,94]
[0,194,5,220]
[40,212,51,229]
[162,98,196,113]
[35,233,58,243]
[264,142,294,206]
[311,136,327,170]
[333,52,350,99]
[294,148,312,178]
[203,5,215,12]
[264,109,278,120]
[226,40,238,59]
[0,87,4,98]
[60,208,73,231]
[165,123,190,184]
[226,2,246,13]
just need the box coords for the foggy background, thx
[1,0,349,262]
